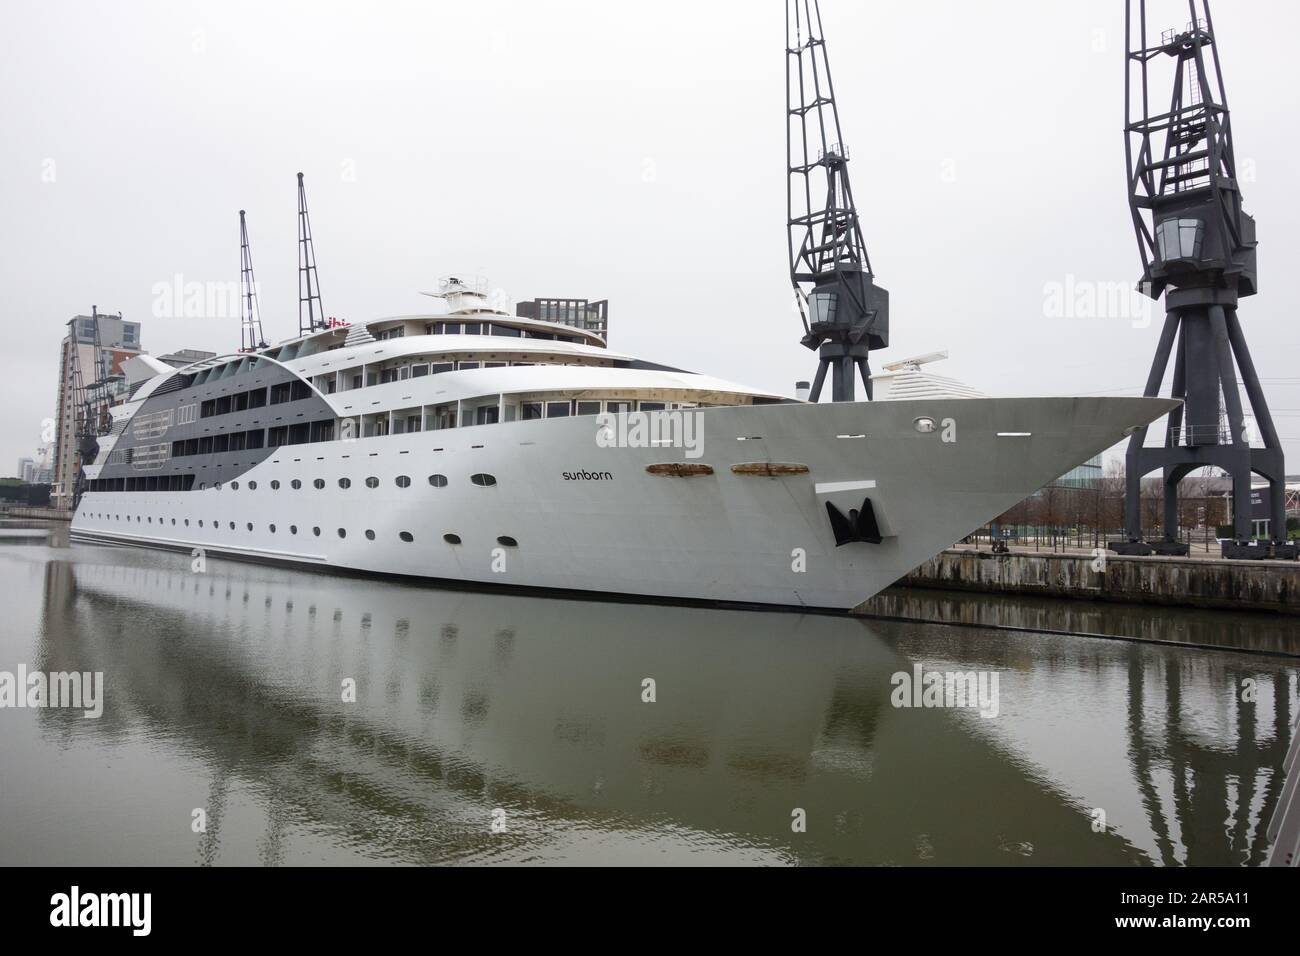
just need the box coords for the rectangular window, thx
[234,391,249,412]
[270,382,292,405]
[310,420,335,443]
[247,388,267,409]
[443,323,460,335]
[457,361,481,371]
[521,402,543,420]
[575,401,602,416]
[201,399,216,418]
[267,426,288,447]
[483,361,507,369]
[491,324,522,337]
[430,363,454,374]
[290,380,311,401]
[245,429,265,449]
[606,401,632,414]
[198,436,214,455]
[476,406,500,425]
[288,422,310,445]
[380,368,398,384]
[411,364,429,377]
[229,431,246,451]
[546,401,571,418]
[463,323,481,335]
[352,375,363,390]
[638,401,665,412]
[215,395,232,415]
[213,434,230,453]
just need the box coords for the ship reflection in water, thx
[0,536,1294,866]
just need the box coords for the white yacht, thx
[70,277,1176,610]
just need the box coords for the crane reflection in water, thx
[7,542,1295,866]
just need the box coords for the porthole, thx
[199,520,204,528]
[147,517,152,523]
[290,525,297,535]
[199,483,207,490]
[288,479,300,490]
[171,518,176,526]
[338,477,351,489]
[269,524,276,533]
[470,473,497,487]
[246,522,253,531]
[399,532,414,543]
[215,482,222,491]
[231,481,239,490]
[497,536,518,547]
[312,527,321,537]
[365,529,376,540]
[230,521,236,530]
[365,476,379,489]
[271,480,280,490]
[248,481,257,490]
[913,416,938,434]
[395,475,411,488]
[185,519,190,527]
[337,528,347,538]
[314,479,325,490]
[428,474,448,487]
[443,533,462,545]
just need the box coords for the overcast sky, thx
[2,0,1297,475]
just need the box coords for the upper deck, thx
[85,282,790,490]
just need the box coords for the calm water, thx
[0,523,1295,866]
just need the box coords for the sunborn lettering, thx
[563,470,613,481]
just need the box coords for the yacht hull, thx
[70,396,1177,610]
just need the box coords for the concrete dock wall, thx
[869,549,1298,615]
[0,506,72,521]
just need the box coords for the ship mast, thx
[67,306,114,507]
[239,210,267,352]
[297,172,325,336]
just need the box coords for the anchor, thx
[825,497,883,546]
